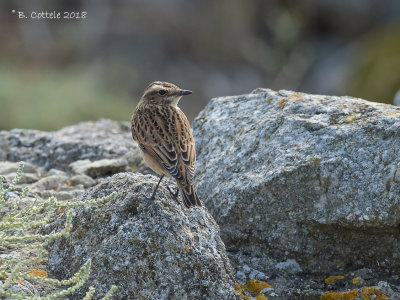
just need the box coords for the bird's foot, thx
[166,186,181,206]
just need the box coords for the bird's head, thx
[140,81,192,106]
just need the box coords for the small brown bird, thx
[131,81,202,207]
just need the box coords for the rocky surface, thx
[193,88,400,298]
[47,172,239,299]
[2,91,400,299]
[0,120,240,299]
[0,119,143,172]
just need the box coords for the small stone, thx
[54,191,74,201]
[36,190,53,199]
[69,158,129,178]
[236,271,246,284]
[70,174,96,188]
[58,185,85,199]
[0,149,6,161]
[354,268,374,280]
[4,191,19,200]
[0,133,7,161]
[5,173,39,184]
[59,184,84,192]
[31,175,69,191]
[19,162,39,174]
[0,163,17,175]
[0,161,38,175]
[242,264,251,273]
[68,159,91,174]
[249,269,268,280]
[47,169,68,177]
[374,281,399,298]
[275,259,303,274]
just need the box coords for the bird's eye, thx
[158,90,167,96]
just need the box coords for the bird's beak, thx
[180,90,192,96]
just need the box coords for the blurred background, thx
[0,0,399,130]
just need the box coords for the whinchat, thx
[131,81,202,208]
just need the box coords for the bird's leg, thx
[166,186,181,206]
[150,175,164,200]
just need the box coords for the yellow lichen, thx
[63,182,72,187]
[277,99,287,108]
[320,289,359,300]
[352,277,360,284]
[324,275,345,284]
[14,278,25,285]
[255,294,268,300]
[362,286,388,300]
[29,269,48,278]
[387,110,399,117]
[234,283,251,300]
[235,280,272,300]
[242,279,273,294]
[344,113,358,124]
[310,156,322,166]
[57,206,67,214]
[131,164,137,172]
[265,97,272,103]
[289,92,303,99]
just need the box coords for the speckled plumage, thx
[131,81,201,207]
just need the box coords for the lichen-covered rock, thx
[47,172,239,300]
[0,119,140,171]
[193,88,400,274]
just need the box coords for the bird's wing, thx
[132,106,195,185]
[174,111,199,207]
[174,108,196,185]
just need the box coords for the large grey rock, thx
[193,88,400,274]
[0,120,141,171]
[47,172,239,300]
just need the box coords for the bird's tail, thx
[180,186,202,208]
